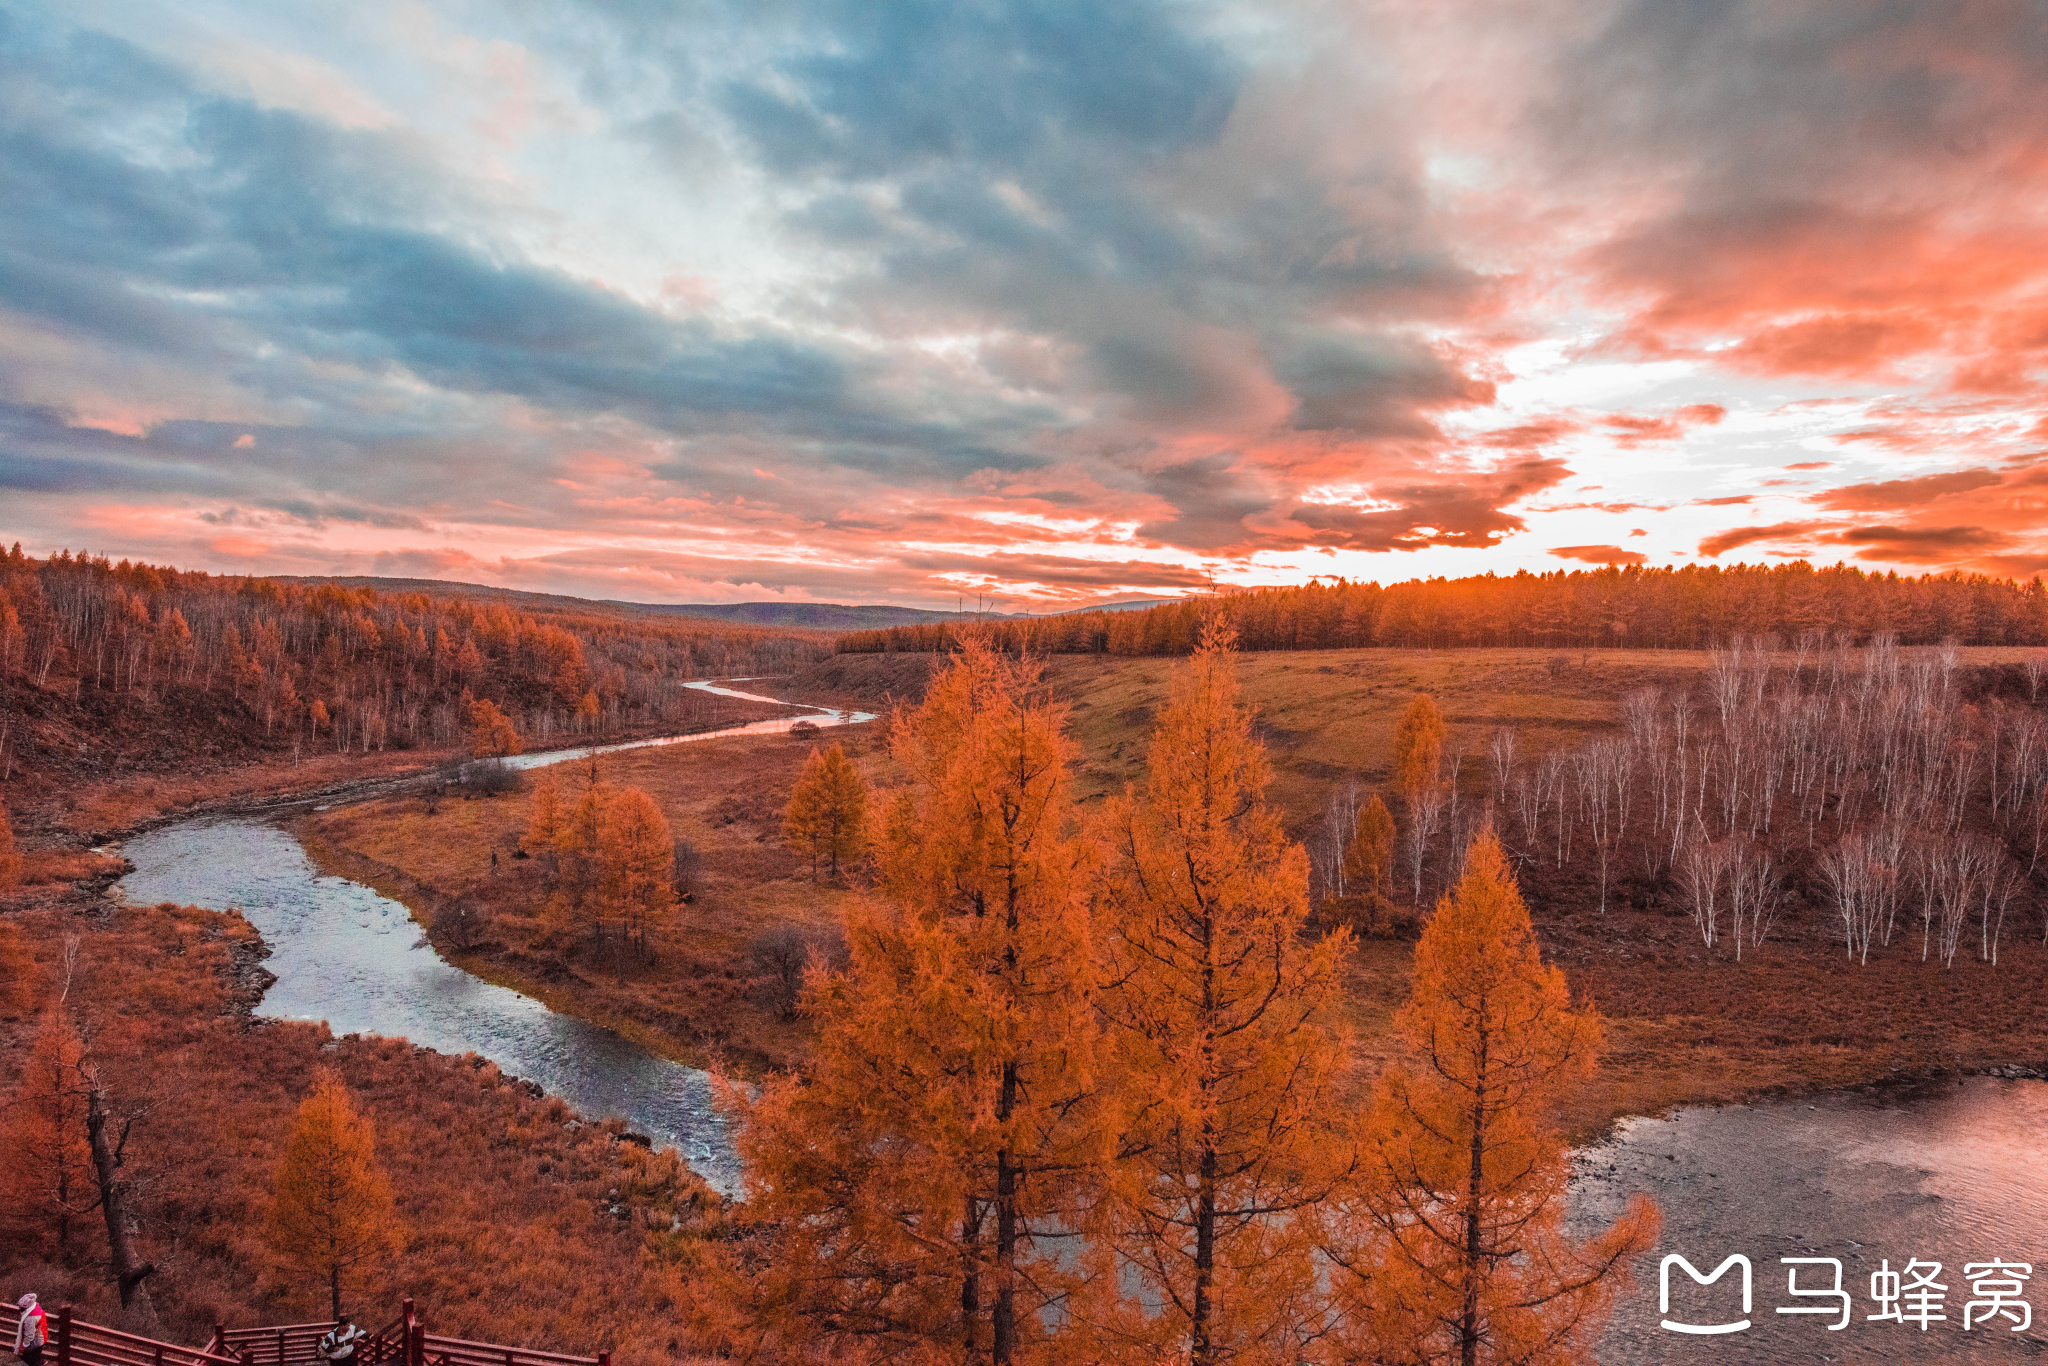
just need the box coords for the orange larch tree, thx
[1086,620,1350,1366]
[264,1067,402,1319]
[1319,830,1656,1366]
[783,743,870,881]
[0,1009,96,1257]
[704,637,1103,1365]
[598,786,675,957]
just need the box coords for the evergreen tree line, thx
[837,562,2048,658]
[1311,635,2048,969]
[690,630,1658,1366]
[0,546,831,763]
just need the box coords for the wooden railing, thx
[2,1298,605,1366]
[0,1303,241,1366]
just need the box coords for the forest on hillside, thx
[0,547,831,783]
[838,562,2048,657]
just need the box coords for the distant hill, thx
[273,576,1183,629]
[632,601,1010,629]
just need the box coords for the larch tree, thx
[1088,620,1350,1366]
[468,698,523,757]
[523,769,565,864]
[782,743,871,881]
[0,1010,96,1256]
[706,638,1102,1366]
[1320,830,1656,1366]
[599,786,676,956]
[1344,794,1397,901]
[265,1067,402,1320]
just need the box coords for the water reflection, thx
[499,680,875,773]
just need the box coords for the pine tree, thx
[706,639,1101,1364]
[265,1068,402,1319]
[599,787,675,956]
[1321,831,1656,1366]
[1088,621,1349,1365]
[783,744,871,881]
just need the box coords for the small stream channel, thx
[112,680,873,1197]
[108,681,2048,1362]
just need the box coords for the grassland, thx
[305,648,2048,1141]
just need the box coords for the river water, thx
[1572,1078,2048,1364]
[108,681,2048,1361]
[112,680,874,1198]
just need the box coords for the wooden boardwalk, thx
[2,1297,607,1366]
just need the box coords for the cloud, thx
[1834,523,2010,563]
[1549,544,1647,566]
[1287,457,1574,552]
[1698,521,1829,558]
[1813,469,2004,511]
[1602,403,1726,448]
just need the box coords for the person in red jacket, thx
[14,1294,46,1366]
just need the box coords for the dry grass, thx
[0,894,719,1363]
[313,647,2048,1140]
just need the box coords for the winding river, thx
[113,680,873,1197]
[110,680,2048,1361]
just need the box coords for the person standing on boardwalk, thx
[319,1313,365,1366]
[14,1294,46,1366]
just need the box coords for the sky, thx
[3,0,2047,609]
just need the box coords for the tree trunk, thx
[1192,1145,1217,1366]
[1461,1026,1490,1366]
[83,1078,155,1320]
[993,1054,1020,1366]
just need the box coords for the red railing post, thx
[55,1306,71,1366]
[275,1330,286,1366]
[208,1328,227,1361]
[409,1324,423,1366]
[154,1344,165,1366]
[597,1353,609,1366]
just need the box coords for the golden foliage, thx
[597,787,674,952]
[1086,621,1350,1365]
[1320,831,1656,1366]
[703,639,1102,1364]
[782,743,870,881]
[1394,695,1445,800]
[264,1067,403,1319]
[468,698,524,758]
[522,770,564,855]
[1344,793,1396,897]
[0,1010,96,1255]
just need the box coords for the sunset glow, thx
[6,1,2048,606]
